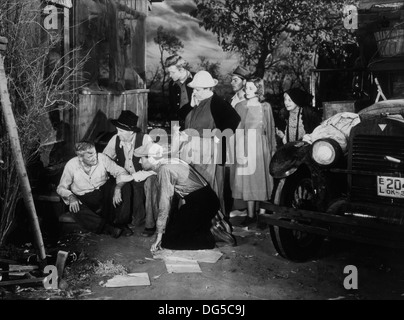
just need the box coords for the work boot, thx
[102,224,123,238]
[141,226,156,237]
[210,225,237,247]
[240,216,257,228]
[121,225,134,237]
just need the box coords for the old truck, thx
[259,0,404,261]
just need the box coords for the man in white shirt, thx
[103,110,157,235]
[57,141,134,238]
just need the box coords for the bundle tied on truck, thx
[374,27,404,57]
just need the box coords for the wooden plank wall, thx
[75,89,149,143]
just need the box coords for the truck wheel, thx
[270,172,324,262]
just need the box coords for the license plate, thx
[377,176,404,199]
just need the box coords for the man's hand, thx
[68,194,82,213]
[132,170,157,182]
[172,124,181,133]
[113,187,122,208]
[179,131,189,142]
[151,233,163,253]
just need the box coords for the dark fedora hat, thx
[110,110,141,132]
[232,66,250,80]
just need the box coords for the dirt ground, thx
[2,214,404,303]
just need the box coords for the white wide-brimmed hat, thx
[134,143,167,158]
[187,70,218,88]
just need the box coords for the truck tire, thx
[270,171,324,262]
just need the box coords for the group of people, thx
[56,54,321,253]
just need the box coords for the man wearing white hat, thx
[134,142,237,251]
[178,70,240,216]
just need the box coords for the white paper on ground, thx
[104,273,150,287]
[165,259,202,273]
[153,249,223,264]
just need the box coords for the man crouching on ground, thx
[134,142,237,252]
[57,141,134,238]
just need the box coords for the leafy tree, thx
[196,56,221,80]
[153,25,184,97]
[146,64,163,90]
[192,0,357,92]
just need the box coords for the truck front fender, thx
[270,141,310,179]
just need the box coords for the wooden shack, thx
[39,0,162,167]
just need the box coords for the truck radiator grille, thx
[350,135,404,208]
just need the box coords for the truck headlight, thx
[311,139,342,166]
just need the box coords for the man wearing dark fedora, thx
[225,66,251,218]
[230,66,250,108]
[103,110,157,236]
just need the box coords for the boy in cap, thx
[165,55,194,129]
[134,143,237,251]
[103,110,156,235]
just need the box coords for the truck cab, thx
[259,1,404,262]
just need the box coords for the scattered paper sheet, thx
[153,249,223,264]
[165,259,202,273]
[104,273,150,287]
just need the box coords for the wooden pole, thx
[0,36,47,267]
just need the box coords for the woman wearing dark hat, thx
[276,88,321,145]
[103,110,156,236]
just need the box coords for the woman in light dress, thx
[231,78,277,226]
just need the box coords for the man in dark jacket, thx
[176,70,241,215]
[165,55,194,129]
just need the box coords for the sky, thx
[146,0,240,77]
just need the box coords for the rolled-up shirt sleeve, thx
[99,153,133,184]
[156,167,176,234]
[56,162,75,204]
[143,134,153,145]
